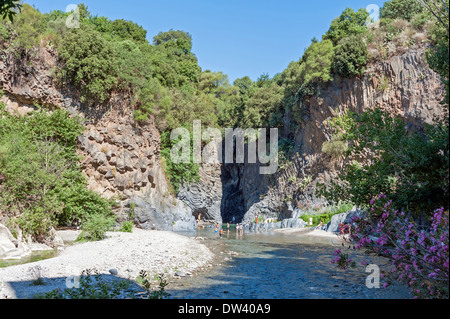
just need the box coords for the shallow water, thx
[169,228,411,299]
[0,249,58,268]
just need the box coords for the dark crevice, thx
[220,163,246,223]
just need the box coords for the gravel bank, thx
[0,228,213,299]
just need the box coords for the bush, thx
[323,7,369,45]
[119,221,133,233]
[160,130,200,194]
[300,202,353,226]
[77,213,116,242]
[317,109,449,216]
[333,35,368,78]
[0,107,113,240]
[333,194,449,299]
[57,25,118,104]
[322,134,348,157]
[380,0,424,21]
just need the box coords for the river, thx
[168,227,411,299]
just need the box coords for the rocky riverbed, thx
[0,228,213,299]
[166,228,412,299]
[0,226,412,299]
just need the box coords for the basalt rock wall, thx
[0,47,195,232]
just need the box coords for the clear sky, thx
[26,0,385,83]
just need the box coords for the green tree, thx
[299,39,335,88]
[332,35,368,78]
[317,109,449,216]
[11,4,44,53]
[380,0,424,21]
[198,70,231,97]
[243,84,284,128]
[153,29,193,54]
[0,0,22,21]
[323,7,369,45]
[110,19,147,43]
[57,24,118,104]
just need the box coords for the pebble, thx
[109,268,118,276]
[0,229,213,299]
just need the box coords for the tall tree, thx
[0,0,21,21]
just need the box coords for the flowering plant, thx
[332,194,449,299]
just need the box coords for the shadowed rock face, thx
[220,164,245,223]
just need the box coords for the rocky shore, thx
[0,228,213,299]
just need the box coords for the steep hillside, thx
[179,47,445,224]
[0,46,195,232]
[0,1,448,240]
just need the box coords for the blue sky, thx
[27,0,384,83]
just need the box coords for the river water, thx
[168,228,411,299]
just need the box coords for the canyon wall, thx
[0,45,445,227]
[0,47,196,232]
[179,47,445,223]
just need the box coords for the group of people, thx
[197,214,245,238]
[214,221,244,238]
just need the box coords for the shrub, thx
[322,134,348,157]
[36,269,171,299]
[317,109,449,216]
[160,130,200,194]
[0,107,113,240]
[119,221,133,233]
[77,213,116,242]
[332,194,449,299]
[333,35,368,78]
[57,24,118,104]
[380,0,424,21]
[299,202,353,226]
[323,7,369,45]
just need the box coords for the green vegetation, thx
[299,202,354,226]
[76,213,116,242]
[317,108,449,216]
[57,25,118,104]
[333,35,368,78]
[0,97,114,242]
[0,0,22,21]
[35,268,170,299]
[380,0,424,21]
[0,0,447,242]
[321,134,348,158]
[323,7,370,45]
[317,0,449,219]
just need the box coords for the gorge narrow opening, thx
[220,163,246,224]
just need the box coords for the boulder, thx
[326,208,364,233]
[0,224,31,260]
[127,196,196,232]
[281,218,307,229]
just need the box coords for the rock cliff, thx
[178,47,445,224]
[0,45,444,229]
[0,47,195,232]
